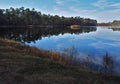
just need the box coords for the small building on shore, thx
[70,25,80,29]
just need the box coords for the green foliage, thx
[0,7,97,26]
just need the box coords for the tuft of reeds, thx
[0,38,68,65]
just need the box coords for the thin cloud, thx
[46,4,120,22]
[110,3,120,9]
[92,0,109,9]
[56,0,63,5]
[95,9,120,22]
[92,0,120,9]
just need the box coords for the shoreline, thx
[0,38,120,84]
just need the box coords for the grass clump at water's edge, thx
[0,38,120,84]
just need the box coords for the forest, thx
[0,7,97,26]
[98,20,120,26]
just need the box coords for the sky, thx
[0,0,120,22]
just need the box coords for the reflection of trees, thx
[0,26,96,43]
[111,28,120,31]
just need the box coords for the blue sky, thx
[0,0,120,22]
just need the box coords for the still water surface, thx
[27,26,120,75]
[0,26,120,75]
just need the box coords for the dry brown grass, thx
[0,38,120,84]
[22,46,68,65]
[0,38,68,65]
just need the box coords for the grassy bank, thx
[0,38,120,84]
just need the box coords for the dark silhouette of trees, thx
[0,7,97,26]
[0,9,7,25]
[0,26,96,43]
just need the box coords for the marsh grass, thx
[102,53,115,76]
[0,38,120,84]
[0,38,68,64]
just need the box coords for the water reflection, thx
[1,26,120,75]
[25,26,120,75]
[111,27,120,31]
[0,26,96,43]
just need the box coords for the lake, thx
[0,26,120,75]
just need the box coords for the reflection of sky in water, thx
[26,27,120,75]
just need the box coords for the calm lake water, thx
[0,26,120,75]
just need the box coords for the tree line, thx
[0,7,97,26]
[98,20,120,26]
